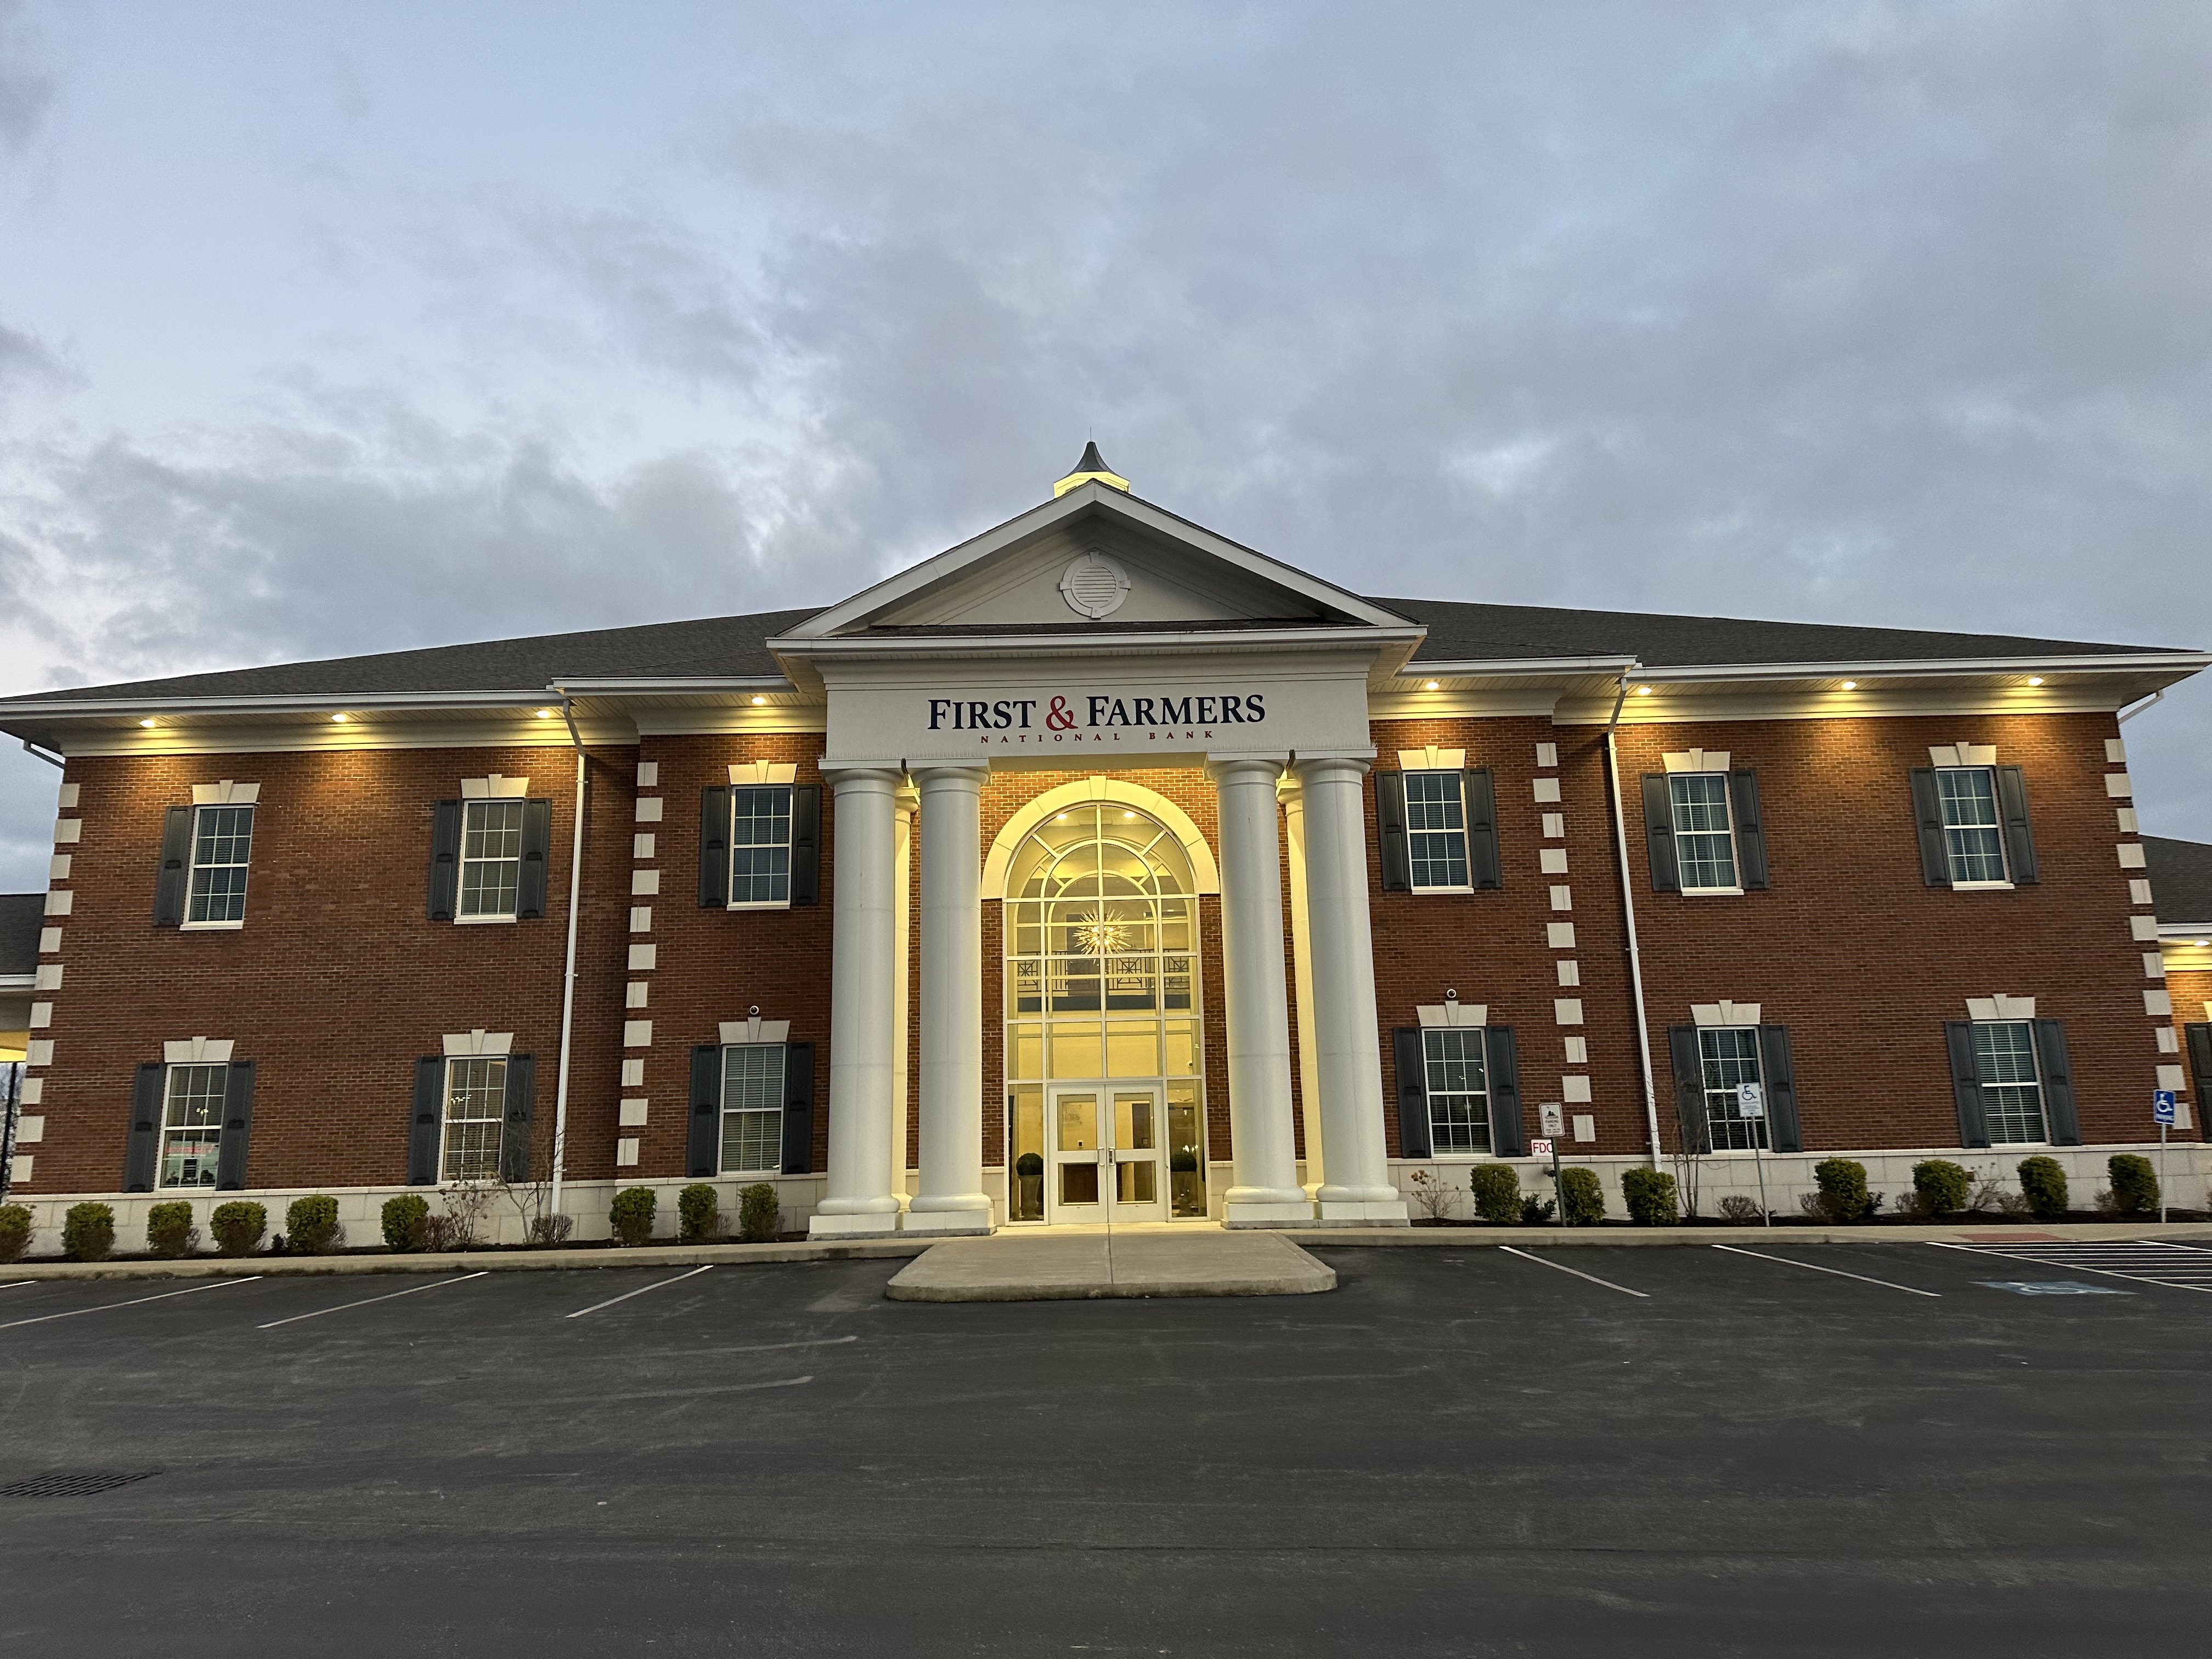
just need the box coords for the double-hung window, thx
[459,801,526,919]
[1404,772,1471,892]
[1971,1021,2046,1144]
[1422,1028,1491,1154]
[730,786,794,907]
[1668,776,1739,893]
[158,1063,228,1187]
[720,1043,787,1172]
[1697,1028,1765,1151]
[1936,768,2008,885]
[184,805,255,926]
[441,1056,508,1180]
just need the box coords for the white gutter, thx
[549,695,588,1222]
[1623,652,2212,684]
[0,689,568,718]
[1600,669,1664,1167]
[2118,689,2166,724]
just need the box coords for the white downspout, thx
[1602,672,1664,1166]
[550,696,589,1220]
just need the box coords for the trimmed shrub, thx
[610,1186,657,1247]
[0,1204,32,1264]
[738,1182,780,1243]
[210,1200,267,1256]
[1621,1168,1678,1226]
[2018,1156,2069,1221]
[528,1214,575,1247]
[1911,1160,1973,1217]
[1718,1194,1763,1225]
[1468,1164,1520,1225]
[1813,1159,1872,1223]
[381,1193,431,1252]
[1519,1194,1557,1225]
[678,1183,721,1244]
[1560,1167,1606,1226]
[62,1201,116,1262]
[2108,1154,2159,1216]
[285,1194,343,1256]
[145,1200,199,1259]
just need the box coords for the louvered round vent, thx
[1059,552,1131,619]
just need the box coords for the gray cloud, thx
[0,0,53,156]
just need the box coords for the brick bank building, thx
[4,450,2211,1242]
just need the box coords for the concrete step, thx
[884,1228,1336,1302]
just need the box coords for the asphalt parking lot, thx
[2,1241,2208,1656]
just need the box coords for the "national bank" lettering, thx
[926,692,1267,731]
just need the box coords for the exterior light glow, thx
[2027,676,2044,686]
[1635,685,1653,696]
[1122,811,1136,819]
[1840,680,1857,691]
[534,708,555,718]
[751,696,766,705]
[330,714,348,723]
[139,718,156,727]
[1424,680,1439,690]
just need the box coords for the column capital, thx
[823,764,905,797]
[1206,754,1290,787]
[910,763,992,791]
[1293,754,1373,786]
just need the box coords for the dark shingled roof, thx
[0,893,43,976]
[2146,837,2212,927]
[0,599,2190,707]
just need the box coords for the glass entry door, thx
[1047,1085,1166,1224]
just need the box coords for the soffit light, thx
[1424,680,1440,690]
[330,714,348,723]
[139,718,156,728]
[534,708,555,719]
[1634,685,1654,696]
[1839,681,1857,691]
[2027,676,2045,686]
[751,696,766,706]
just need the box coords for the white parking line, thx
[565,1264,713,1319]
[1497,1245,1650,1299]
[257,1271,491,1329]
[0,1282,34,1290]
[0,1276,262,1331]
[1928,1240,2212,1294]
[1713,1244,1940,1297]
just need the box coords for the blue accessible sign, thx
[2153,1090,2179,1126]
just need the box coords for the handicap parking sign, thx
[2153,1089,2178,1126]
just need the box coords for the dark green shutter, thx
[1910,770,1950,887]
[2033,1019,2078,1145]
[1483,1025,1525,1156]
[789,785,822,906]
[1641,776,1679,893]
[1730,770,1769,890]
[1391,1027,1430,1156]
[214,1060,255,1190]
[1757,1025,1801,1152]
[427,800,463,919]
[1945,1022,1988,1147]
[125,1062,164,1191]
[699,786,730,907]
[781,1042,816,1174]
[1996,766,2038,884]
[1464,769,1501,890]
[2187,1025,2212,1116]
[689,1045,722,1177]
[499,1053,535,1181]
[409,1057,444,1184]
[1376,774,1411,892]
[155,806,192,926]
[1668,1025,1707,1152]
[516,800,554,918]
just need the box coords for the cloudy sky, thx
[0,0,2206,890]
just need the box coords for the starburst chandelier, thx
[1071,909,1129,956]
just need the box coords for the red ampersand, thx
[1045,696,1077,731]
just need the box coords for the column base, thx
[808,1211,904,1240]
[900,1212,994,1237]
[1222,1199,1321,1228]
[1315,1198,1410,1226]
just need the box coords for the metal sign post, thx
[1531,1135,1563,1224]
[1737,1082,1770,1227]
[2153,1090,2177,1225]
[1537,1104,1566,1224]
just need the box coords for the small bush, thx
[678,1183,721,1244]
[285,1194,343,1256]
[209,1200,267,1256]
[0,1204,33,1263]
[528,1214,575,1248]
[2105,1154,2157,1215]
[610,1186,657,1247]
[1468,1164,1520,1225]
[381,1193,431,1252]
[1912,1160,1973,1217]
[1560,1167,1606,1226]
[1519,1194,1557,1224]
[421,1214,460,1252]
[738,1182,780,1242]
[1813,1159,1872,1222]
[2017,1156,2069,1220]
[1621,1168,1678,1226]
[62,1201,116,1262]
[145,1200,199,1259]
[1404,1168,1460,1222]
[1718,1194,1763,1224]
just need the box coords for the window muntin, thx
[441,1056,507,1180]
[730,786,794,906]
[1668,775,1739,893]
[1404,771,1471,891]
[1698,1027,1766,1151]
[720,1043,786,1172]
[1423,1028,1492,1155]
[1937,768,2007,884]
[159,1063,228,1188]
[185,805,255,926]
[1973,1020,2046,1144]
[458,800,526,919]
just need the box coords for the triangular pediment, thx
[784,483,1416,640]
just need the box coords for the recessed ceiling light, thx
[1635,685,1654,696]
[1056,813,1068,822]
[1840,680,1857,691]
[1424,680,1439,691]
[534,708,555,718]
[330,714,348,723]
[1122,811,1136,819]
[139,718,156,728]
[751,696,766,706]
[2026,676,2044,687]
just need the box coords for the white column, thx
[1278,772,1325,1198]
[809,765,905,1238]
[1296,756,1408,1223]
[906,764,994,1234]
[1209,757,1313,1226]
[889,786,916,1211]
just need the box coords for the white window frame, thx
[1697,1027,1767,1152]
[457,799,526,923]
[719,1043,787,1173]
[157,1062,228,1188]
[1972,1020,2048,1146]
[1667,774,1742,897]
[1422,1027,1492,1156]
[1937,766,2012,890]
[1403,771,1474,894]
[727,785,795,911]
[441,1054,509,1181]
[182,804,255,930]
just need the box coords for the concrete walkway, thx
[885,1226,1335,1302]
